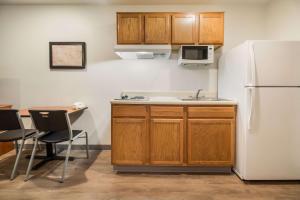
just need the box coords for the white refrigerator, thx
[218,40,300,180]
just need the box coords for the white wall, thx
[0,4,266,145]
[266,0,300,40]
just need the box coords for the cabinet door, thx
[150,119,184,165]
[117,13,143,44]
[187,119,234,166]
[199,12,224,45]
[171,14,197,44]
[112,118,147,165]
[144,13,171,44]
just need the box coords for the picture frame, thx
[49,42,86,69]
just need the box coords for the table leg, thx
[46,143,54,157]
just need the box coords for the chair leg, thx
[60,140,72,183]
[10,139,25,180]
[33,138,41,151]
[24,137,38,181]
[85,132,89,159]
[37,140,42,151]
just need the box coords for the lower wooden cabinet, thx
[111,104,236,168]
[111,118,147,165]
[187,119,235,166]
[150,119,184,165]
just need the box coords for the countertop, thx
[110,97,237,105]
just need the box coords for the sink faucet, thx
[195,89,203,99]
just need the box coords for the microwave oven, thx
[178,45,214,65]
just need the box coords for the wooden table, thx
[0,104,12,109]
[20,106,88,169]
[19,106,87,117]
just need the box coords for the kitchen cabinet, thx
[199,12,224,45]
[111,105,148,165]
[144,13,171,44]
[117,13,144,44]
[111,118,147,165]
[187,119,234,166]
[187,106,235,166]
[150,118,184,165]
[111,104,236,169]
[149,106,184,165]
[116,12,225,45]
[171,14,198,44]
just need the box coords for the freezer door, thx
[244,87,300,180]
[250,41,300,86]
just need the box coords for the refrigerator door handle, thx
[247,87,255,130]
[248,42,256,86]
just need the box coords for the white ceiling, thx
[0,0,272,5]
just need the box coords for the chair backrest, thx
[0,109,22,131]
[29,110,72,138]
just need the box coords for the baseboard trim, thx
[233,168,244,180]
[24,144,111,151]
[113,166,232,173]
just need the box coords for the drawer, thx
[150,106,184,118]
[112,105,147,117]
[188,106,235,118]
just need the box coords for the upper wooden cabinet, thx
[117,13,144,44]
[171,14,198,44]
[199,12,224,45]
[116,12,224,45]
[144,13,171,44]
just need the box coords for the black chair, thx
[0,109,36,180]
[25,110,89,183]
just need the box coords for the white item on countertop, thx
[73,102,86,110]
[218,40,300,180]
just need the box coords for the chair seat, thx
[0,129,36,142]
[39,130,83,143]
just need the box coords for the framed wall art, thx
[49,42,86,69]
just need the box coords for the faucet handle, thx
[195,89,203,99]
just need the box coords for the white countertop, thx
[111,97,237,105]
[111,91,237,105]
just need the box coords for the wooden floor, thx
[0,150,299,200]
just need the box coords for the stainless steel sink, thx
[181,97,227,101]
